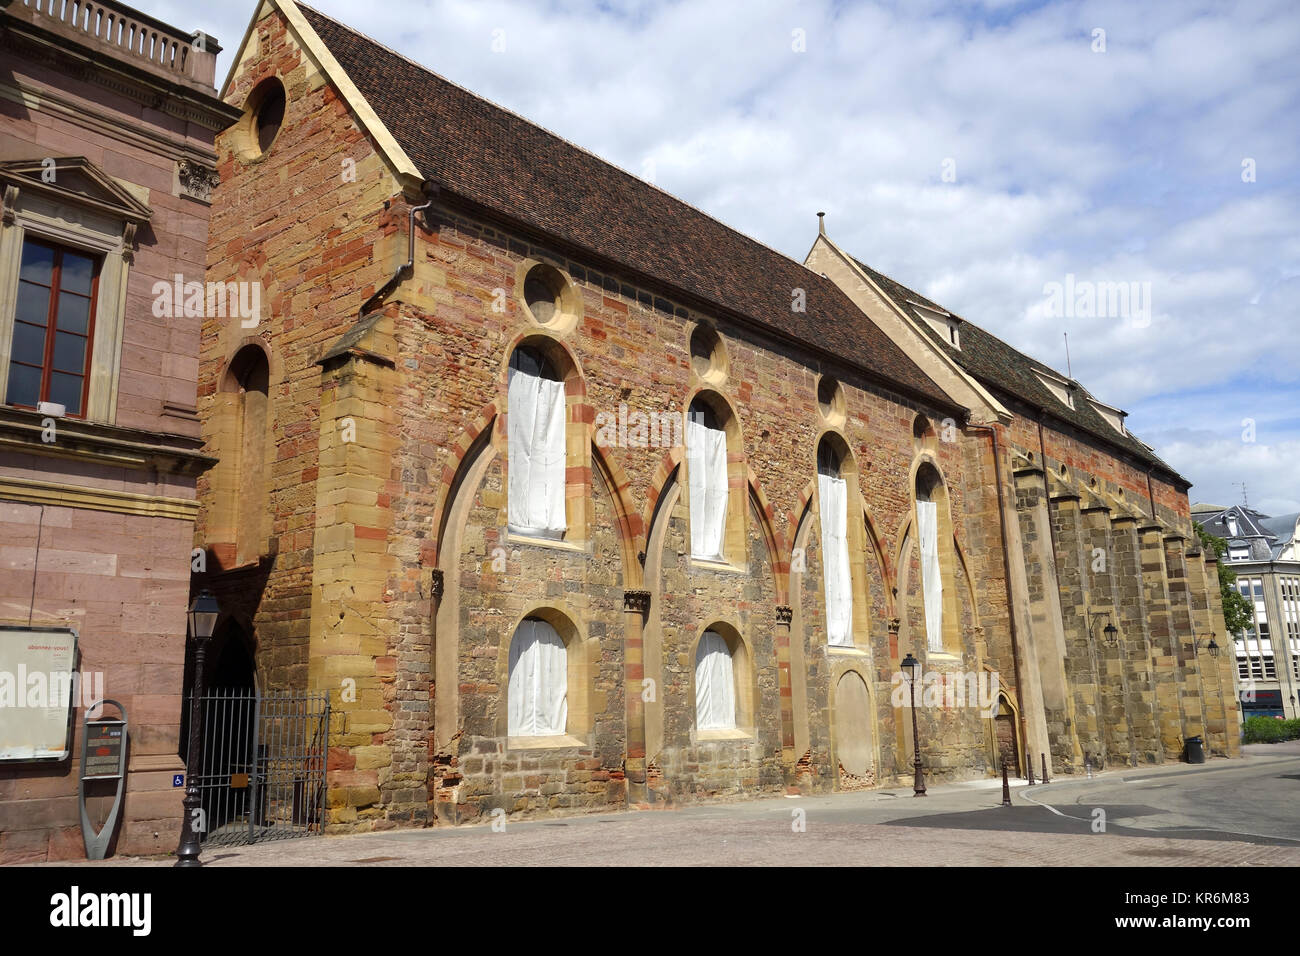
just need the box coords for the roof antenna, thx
[1235,481,1248,508]
[817,211,826,236]
[1063,332,1072,379]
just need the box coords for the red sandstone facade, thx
[0,0,237,861]
[185,0,1237,835]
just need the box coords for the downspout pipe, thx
[1036,409,1064,574]
[360,181,438,318]
[968,419,1031,776]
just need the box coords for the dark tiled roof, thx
[1187,505,1270,543]
[851,257,1188,485]
[296,4,952,409]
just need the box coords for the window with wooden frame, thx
[6,238,100,417]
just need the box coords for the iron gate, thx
[187,688,330,847]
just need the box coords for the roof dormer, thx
[910,300,962,349]
[1032,368,1075,410]
[1086,397,1128,436]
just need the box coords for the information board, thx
[82,721,126,779]
[0,626,78,761]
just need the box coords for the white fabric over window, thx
[819,473,853,646]
[687,416,728,559]
[917,497,943,652]
[507,367,567,536]
[507,618,568,736]
[695,630,736,730]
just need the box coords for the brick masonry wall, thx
[197,7,405,692]
[198,4,1238,833]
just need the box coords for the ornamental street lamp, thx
[901,651,926,797]
[1088,612,1119,647]
[175,589,219,868]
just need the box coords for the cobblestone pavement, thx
[44,750,1300,867]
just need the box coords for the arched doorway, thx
[179,619,258,836]
[993,691,1022,778]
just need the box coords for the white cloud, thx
[151,0,1299,512]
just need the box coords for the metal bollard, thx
[1041,752,1049,784]
[1001,759,1012,806]
[1085,753,1093,779]
[1027,757,1035,786]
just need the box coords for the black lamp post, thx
[175,589,219,868]
[901,651,927,797]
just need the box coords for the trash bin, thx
[1184,735,1205,764]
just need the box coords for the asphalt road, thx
[46,745,1300,866]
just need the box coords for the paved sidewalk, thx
[39,751,1300,867]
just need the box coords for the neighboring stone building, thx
[1193,502,1300,719]
[0,0,237,861]
[194,0,1238,835]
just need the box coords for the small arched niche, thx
[817,375,846,427]
[215,343,271,566]
[913,413,937,455]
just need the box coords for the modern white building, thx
[1193,503,1300,719]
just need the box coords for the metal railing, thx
[8,0,217,86]
[187,688,331,847]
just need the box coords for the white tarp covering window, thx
[507,618,567,736]
[507,367,567,536]
[695,630,736,731]
[818,473,853,646]
[687,416,728,559]
[917,497,943,652]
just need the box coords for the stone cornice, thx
[0,9,241,131]
[0,80,225,169]
[0,407,215,476]
[0,474,198,520]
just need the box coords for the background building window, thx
[687,398,728,560]
[507,617,567,737]
[6,238,98,416]
[507,346,567,537]
[695,630,736,731]
[818,440,852,647]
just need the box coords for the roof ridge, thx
[296,1,817,277]
[854,255,1075,381]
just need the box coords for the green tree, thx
[1193,521,1254,637]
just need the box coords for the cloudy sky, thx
[161,0,1299,514]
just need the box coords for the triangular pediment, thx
[0,157,152,223]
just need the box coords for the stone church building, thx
[195,0,1240,831]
